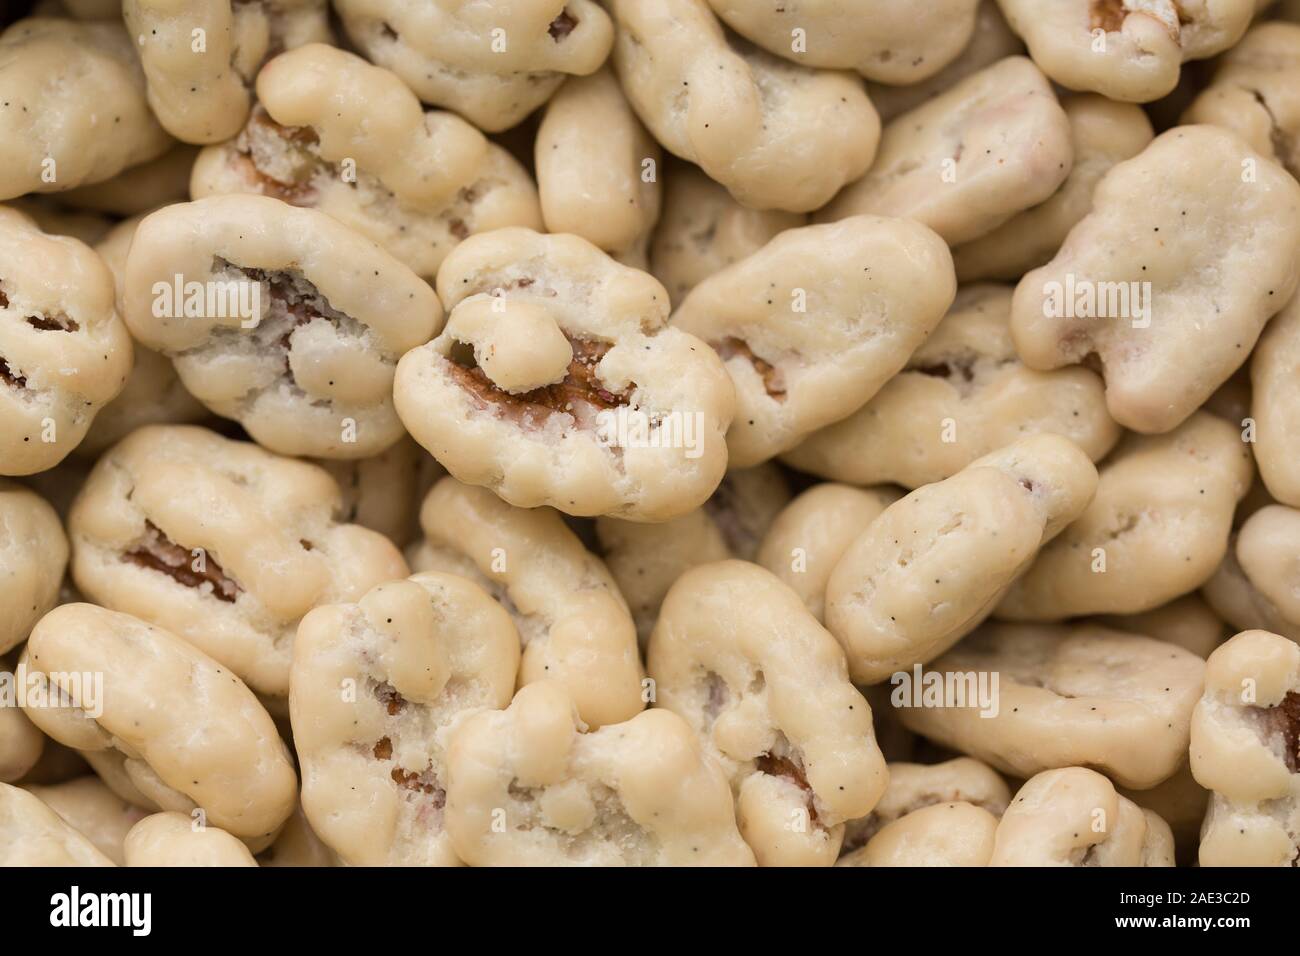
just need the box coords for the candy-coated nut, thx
[1251,293,1300,506]
[25,776,147,865]
[837,802,999,867]
[673,216,956,467]
[396,228,735,521]
[608,0,880,213]
[0,482,67,654]
[445,681,755,866]
[1098,593,1228,659]
[0,782,115,866]
[784,285,1119,488]
[1011,125,1300,434]
[124,812,259,866]
[648,560,888,866]
[21,603,297,844]
[818,57,1073,246]
[68,424,410,699]
[997,413,1252,620]
[895,622,1206,789]
[826,434,1098,683]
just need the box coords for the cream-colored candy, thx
[784,285,1119,489]
[0,782,114,866]
[608,0,880,213]
[1118,762,1210,865]
[445,681,755,866]
[2,655,46,784]
[410,477,643,729]
[0,482,67,655]
[866,0,1024,122]
[954,96,1154,281]
[123,0,331,143]
[649,161,804,308]
[395,229,735,521]
[1099,594,1228,659]
[838,802,999,867]
[674,216,955,467]
[0,18,172,200]
[1251,293,1300,506]
[124,812,259,866]
[597,464,790,642]
[25,776,147,865]
[707,0,980,83]
[997,0,1254,102]
[21,604,297,844]
[313,438,441,549]
[1184,22,1300,178]
[990,768,1175,866]
[58,145,197,217]
[68,425,410,700]
[0,206,133,474]
[997,413,1253,620]
[818,57,1072,246]
[1012,126,1300,434]
[536,67,661,266]
[1203,527,1300,645]
[1190,629,1300,866]
[256,803,336,867]
[826,435,1098,684]
[291,572,520,866]
[123,194,443,458]
[191,44,542,283]
[5,197,114,248]
[648,561,888,867]
[756,484,899,623]
[1234,504,1300,630]
[839,757,1011,857]
[335,0,613,132]
[896,622,1206,789]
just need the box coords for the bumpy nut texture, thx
[597,463,790,642]
[648,560,888,867]
[839,757,1011,856]
[705,0,980,83]
[1230,504,1300,636]
[395,228,734,521]
[291,572,520,866]
[21,603,298,843]
[59,144,197,217]
[0,207,133,475]
[954,96,1154,281]
[124,812,258,866]
[191,44,543,283]
[1251,294,1300,506]
[0,482,67,655]
[68,425,410,699]
[837,802,999,867]
[123,0,331,144]
[896,623,1206,789]
[866,0,1024,122]
[75,215,207,459]
[25,776,148,865]
[990,768,1175,866]
[123,194,443,458]
[412,477,643,729]
[608,0,880,213]
[997,413,1252,620]
[648,161,804,308]
[536,68,661,266]
[314,438,441,548]
[755,484,899,623]
[1184,23,1300,179]
[997,0,1254,103]
[2,654,46,784]
[0,782,114,866]
[1190,629,1300,866]
[783,285,1119,489]
[817,57,1072,246]
[335,0,613,133]
[1202,522,1300,645]
[825,434,1098,684]
[1012,126,1300,434]
[1099,593,1228,659]
[673,216,956,467]
[0,19,172,201]
[445,681,754,866]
